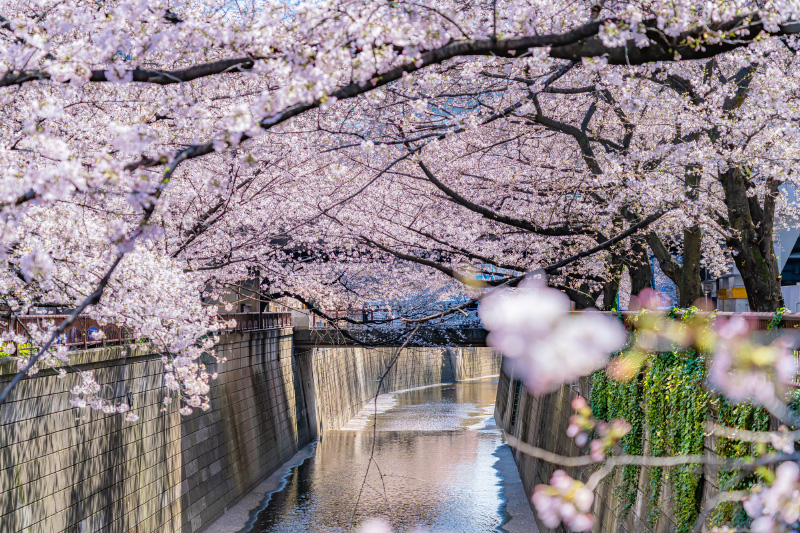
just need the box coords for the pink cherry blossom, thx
[533,470,594,531]
[481,281,626,393]
[708,318,798,406]
[744,462,800,529]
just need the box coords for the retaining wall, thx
[495,359,689,533]
[0,329,306,533]
[304,346,501,432]
[0,332,499,533]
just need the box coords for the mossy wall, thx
[496,354,776,533]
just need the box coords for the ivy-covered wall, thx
[498,343,781,533]
[591,351,772,532]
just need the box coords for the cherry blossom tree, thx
[3,0,800,530]
[2,6,800,530]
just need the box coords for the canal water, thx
[239,377,532,533]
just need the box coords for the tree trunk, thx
[602,254,624,311]
[719,166,784,311]
[626,237,652,296]
[559,279,600,309]
[678,165,704,307]
[645,166,705,307]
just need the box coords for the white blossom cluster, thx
[480,278,626,393]
[69,371,138,422]
[744,462,800,532]
[708,317,798,407]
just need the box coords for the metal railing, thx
[615,310,800,331]
[306,308,800,332]
[0,311,292,352]
[308,308,482,329]
[309,308,393,329]
[220,312,292,332]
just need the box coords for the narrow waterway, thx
[237,377,536,533]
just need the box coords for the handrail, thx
[611,310,800,331]
[307,307,480,329]
[0,311,292,352]
[308,308,800,331]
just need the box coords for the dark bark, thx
[679,165,704,307]
[3,14,799,92]
[718,166,784,311]
[642,165,704,307]
[602,255,624,311]
[560,281,600,310]
[626,237,653,296]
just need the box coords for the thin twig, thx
[351,324,422,528]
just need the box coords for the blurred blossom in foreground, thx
[589,419,632,461]
[772,426,796,455]
[566,396,630,460]
[533,470,594,531]
[743,461,800,531]
[567,396,595,446]
[480,278,626,393]
[359,519,393,533]
[707,317,797,407]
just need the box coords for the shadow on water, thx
[246,378,510,533]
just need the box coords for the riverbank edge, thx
[203,443,318,533]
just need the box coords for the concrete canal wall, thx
[305,345,501,432]
[0,331,499,533]
[495,359,679,533]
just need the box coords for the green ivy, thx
[769,307,788,330]
[0,342,35,358]
[709,401,770,527]
[591,368,644,518]
[591,344,765,533]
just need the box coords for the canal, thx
[209,377,536,532]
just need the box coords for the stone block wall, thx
[0,328,309,533]
[305,346,500,432]
[0,334,498,533]
[448,346,502,382]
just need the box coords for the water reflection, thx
[248,378,506,533]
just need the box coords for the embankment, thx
[0,331,499,533]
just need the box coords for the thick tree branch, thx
[418,160,594,237]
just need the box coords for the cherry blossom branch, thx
[505,435,800,491]
[0,149,190,406]
[401,210,666,323]
[352,323,422,524]
[0,188,36,210]
[2,14,799,95]
[418,160,597,237]
[706,421,800,443]
[543,210,666,273]
[691,490,750,533]
[359,234,473,284]
[0,57,259,88]
[0,254,123,407]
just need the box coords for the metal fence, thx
[616,310,800,331]
[308,308,482,329]
[307,308,800,332]
[308,308,393,329]
[0,311,292,352]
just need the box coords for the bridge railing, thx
[0,311,291,353]
[308,308,482,329]
[308,309,393,329]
